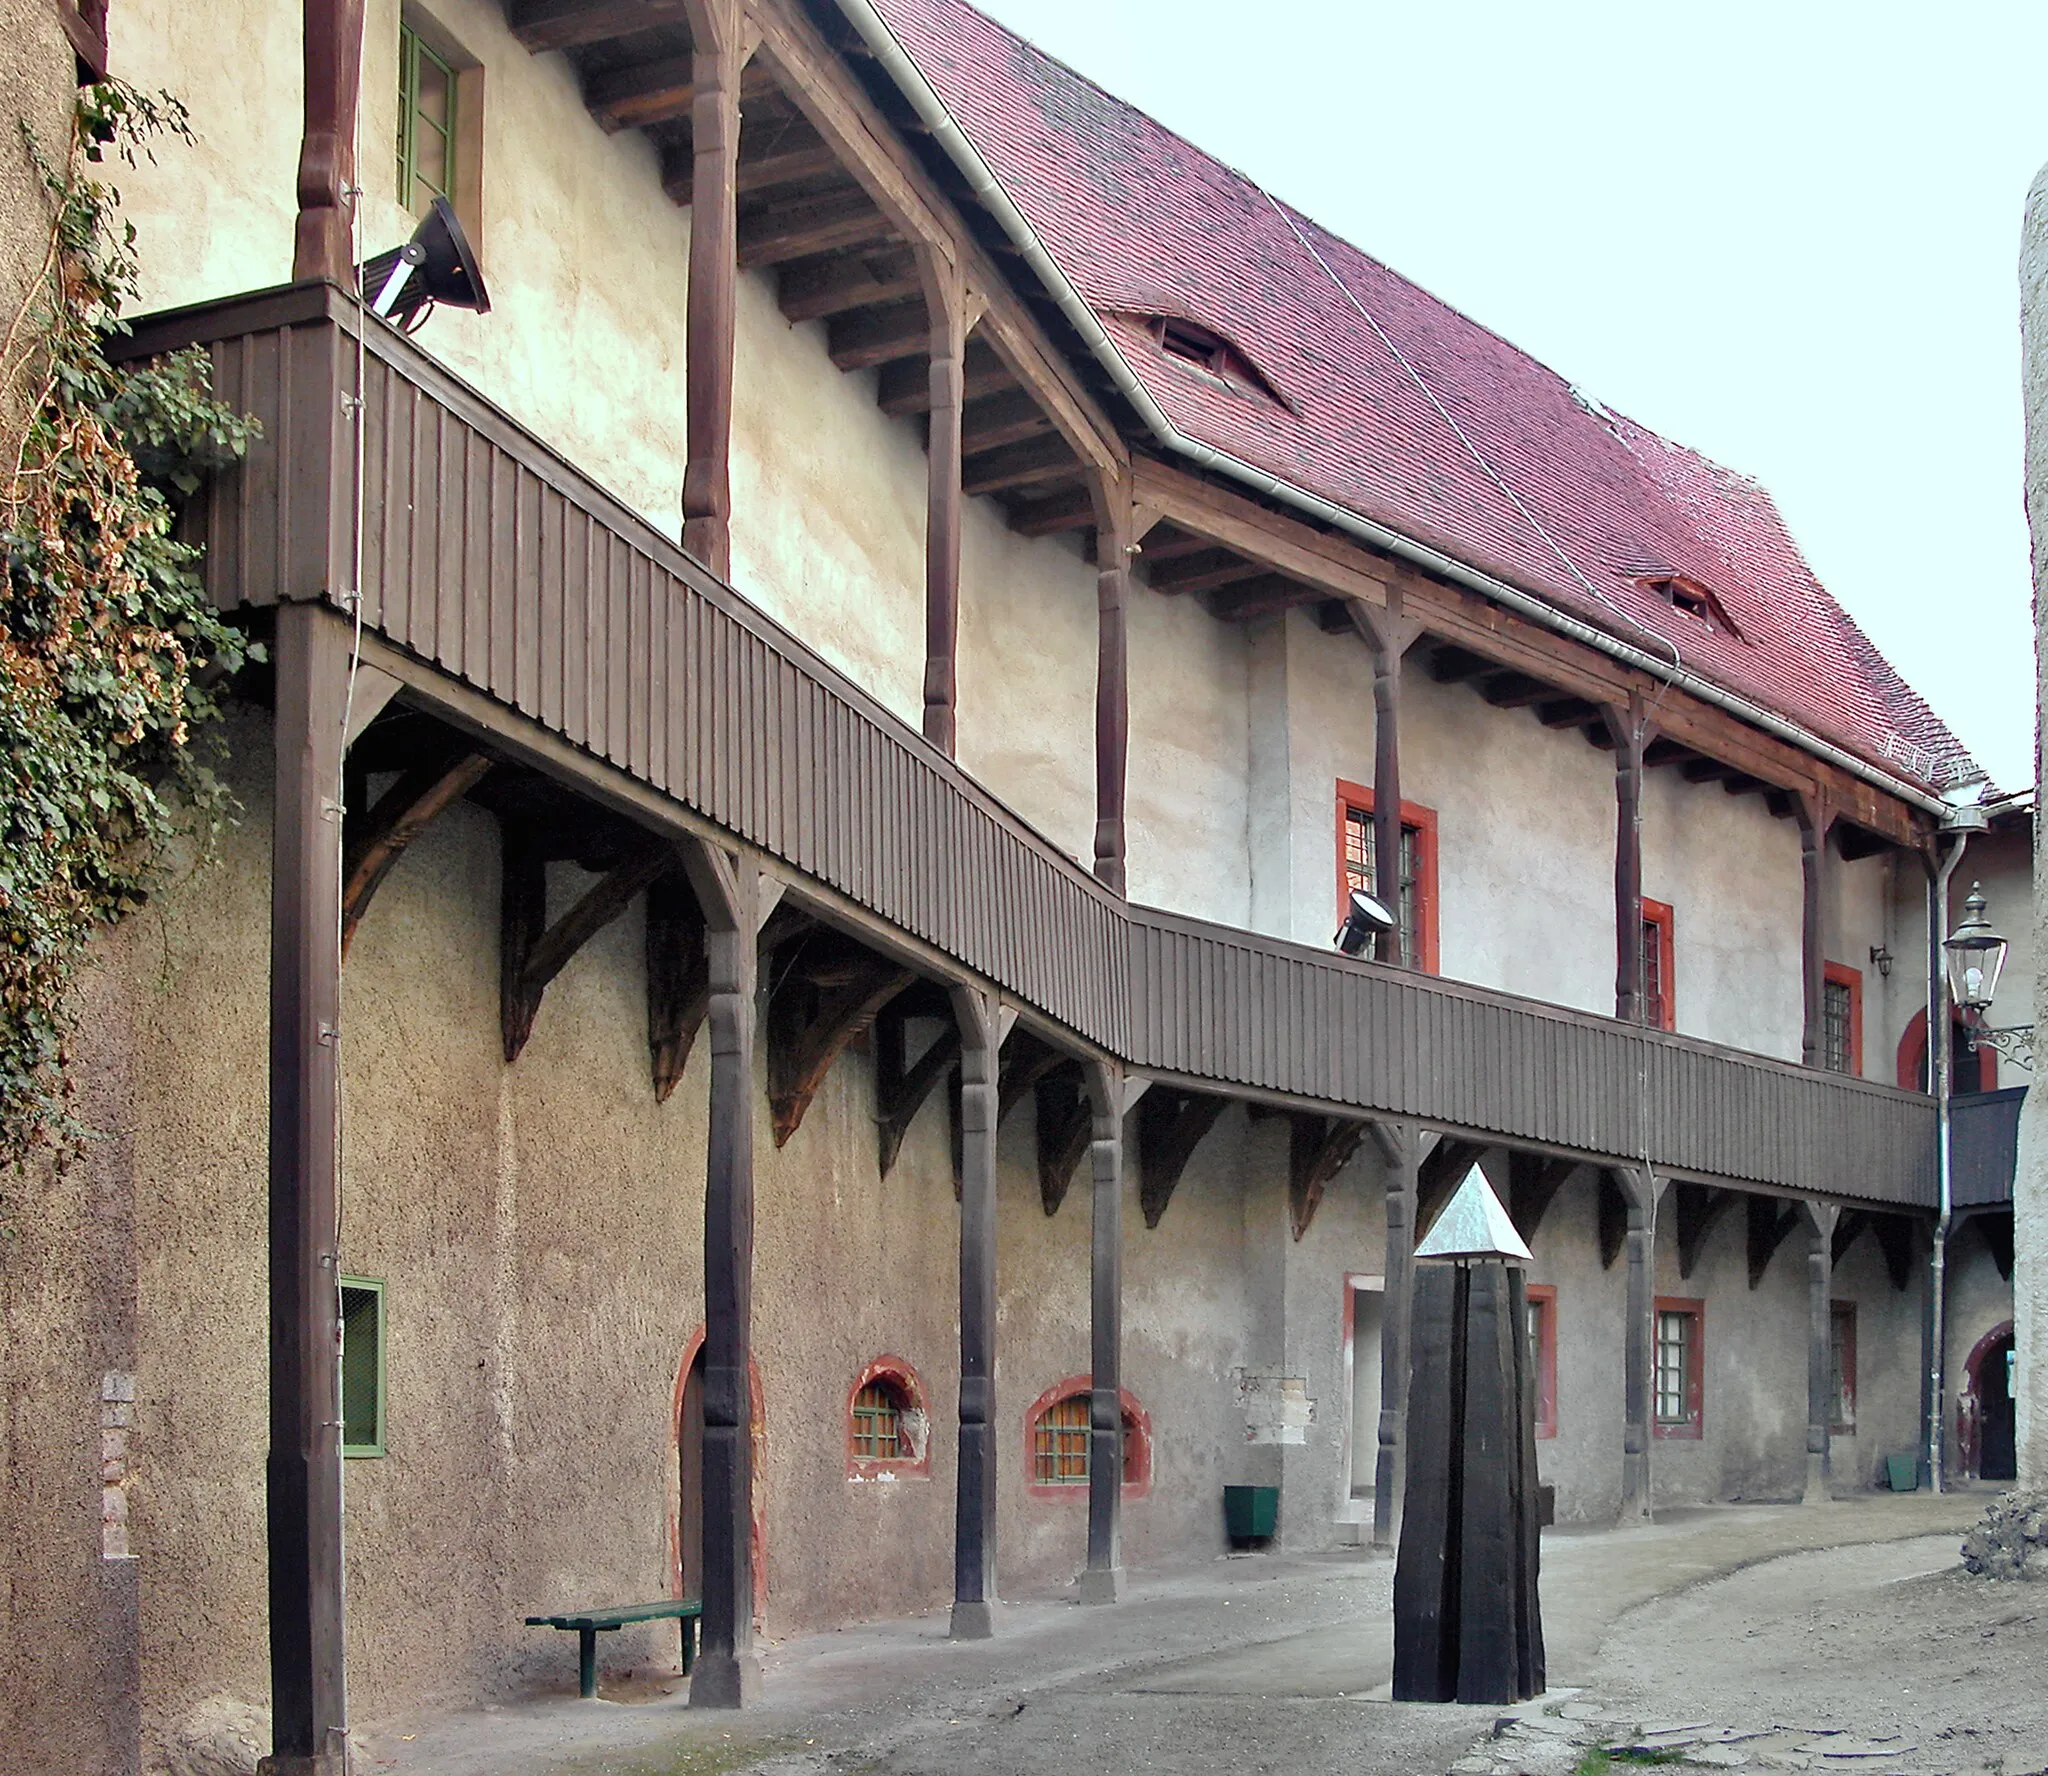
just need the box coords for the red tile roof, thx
[868,0,1977,794]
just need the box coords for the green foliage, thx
[1573,1749,1688,1776]
[0,83,257,1171]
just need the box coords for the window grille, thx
[340,1278,386,1457]
[1654,1309,1692,1426]
[1822,977,1854,1074]
[1342,806,1419,962]
[851,1381,903,1461]
[397,22,458,215]
[1642,918,1666,1027]
[1033,1394,1090,1484]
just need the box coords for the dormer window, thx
[1639,575,1737,637]
[1126,313,1287,407]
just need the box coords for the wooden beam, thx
[502,833,673,1062]
[1090,478,1135,894]
[1798,791,1837,1068]
[1616,1167,1656,1521]
[1506,1151,1578,1244]
[962,434,1079,498]
[738,187,894,269]
[1868,1213,1917,1292]
[1643,738,1688,768]
[1598,1169,1629,1271]
[949,987,1000,1638]
[1604,696,1650,1022]
[1290,1114,1368,1240]
[1008,485,1097,535]
[1683,756,1736,784]
[1207,574,1321,623]
[510,0,686,52]
[1479,672,1554,709]
[587,54,693,131]
[1137,1088,1228,1227]
[1349,595,1425,967]
[294,0,365,285]
[1979,1211,2014,1282]
[1747,1193,1803,1290]
[646,870,710,1103]
[765,930,916,1145]
[996,1031,1065,1123]
[1830,1208,1869,1266]
[1035,1066,1092,1216]
[1146,549,1268,597]
[1673,1182,1736,1280]
[680,11,746,579]
[1428,645,1495,685]
[918,254,968,755]
[775,247,921,322]
[874,997,960,1177]
[1082,1060,1127,1602]
[878,353,1008,415]
[1536,697,1598,729]
[827,298,929,371]
[960,387,1053,456]
[736,139,840,195]
[339,749,493,958]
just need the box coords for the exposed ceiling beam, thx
[961,388,1054,456]
[510,0,687,54]
[775,247,921,322]
[827,299,929,371]
[961,434,1079,497]
[738,187,895,268]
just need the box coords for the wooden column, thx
[265,604,351,1776]
[1804,1200,1839,1504]
[1080,1061,1127,1602]
[1602,695,1650,1022]
[949,987,1002,1639]
[1797,792,1837,1067]
[918,254,973,754]
[1090,482,1134,895]
[293,0,365,285]
[1347,598,1422,966]
[1372,1121,1416,1550]
[681,1,746,578]
[680,843,759,1708]
[1617,1167,1658,1523]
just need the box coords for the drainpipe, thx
[829,0,1959,823]
[1927,826,1973,1492]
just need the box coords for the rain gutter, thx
[829,0,1952,820]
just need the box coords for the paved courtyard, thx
[348,1493,2042,1776]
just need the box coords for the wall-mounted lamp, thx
[1869,944,1892,979]
[1943,882,2032,1071]
[1333,888,1395,958]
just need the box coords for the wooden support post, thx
[917,253,976,754]
[1347,598,1424,967]
[1797,791,1837,1067]
[264,603,351,1776]
[1372,1121,1416,1551]
[680,0,747,577]
[1080,1060,1127,1603]
[1617,1167,1658,1523]
[293,0,365,285]
[1090,480,1135,894]
[1603,695,1650,1021]
[950,987,1001,1638]
[680,842,759,1708]
[1805,1200,1839,1504]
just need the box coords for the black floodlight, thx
[1333,887,1395,958]
[360,197,491,328]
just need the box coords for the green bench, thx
[524,1599,702,1699]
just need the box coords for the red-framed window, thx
[1023,1377,1152,1500]
[845,1356,931,1480]
[1829,1301,1856,1434]
[1641,898,1675,1031]
[1652,1296,1704,1439]
[1336,779,1439,973]
[1821,962,1863,1076]
[1525,1283,1558,1440]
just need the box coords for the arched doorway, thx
[1897,1008,1997,1095]
[672,1330,768,1613]
[1959,1321,2017,1483]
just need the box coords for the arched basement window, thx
[1025,1378,1152,1497]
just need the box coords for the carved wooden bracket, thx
[501,825,673,1063]
[874,988,961,1177]
[1507,1152,1579,1244]
[1831,1207,1868,1267]
[646,871,710,1102]
[1136,1088,1228,1229]
[1289,1114,1368,1242]
[1746,1195,1804,1290]
[1415,1136,1489,1244]
[1976,1212,2014,1282]
[1032,1066,1093,1217]
[1597,1171,1631,1271]
[765,928,915,1146]
[1674,1182,1737,1280]
[340,749,494,958]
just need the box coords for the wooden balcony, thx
[120,283,1938,1212]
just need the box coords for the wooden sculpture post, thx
[1393,1166,1545,1705]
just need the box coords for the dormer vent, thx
[1639,574,1738,638]
[1124,312,1287,407]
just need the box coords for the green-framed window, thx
[340,1277,387,1458]
[397,21,458,216]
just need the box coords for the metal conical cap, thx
[1413,1163,1533,1262]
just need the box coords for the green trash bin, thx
[1885,1453,1918,1493]
[1223,1484,1279,1547]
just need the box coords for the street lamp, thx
[1942,883,2032,1071]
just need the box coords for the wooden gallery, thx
[6,0,2027,1770]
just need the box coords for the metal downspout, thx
[829,0,1955,821]
[1928,832,1969,1492]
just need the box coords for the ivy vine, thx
[0,83,258,1173]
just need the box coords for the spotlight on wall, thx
[1333,888,1396,958]
[359,197,492,329]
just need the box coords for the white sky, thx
[975,0,2045,790]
